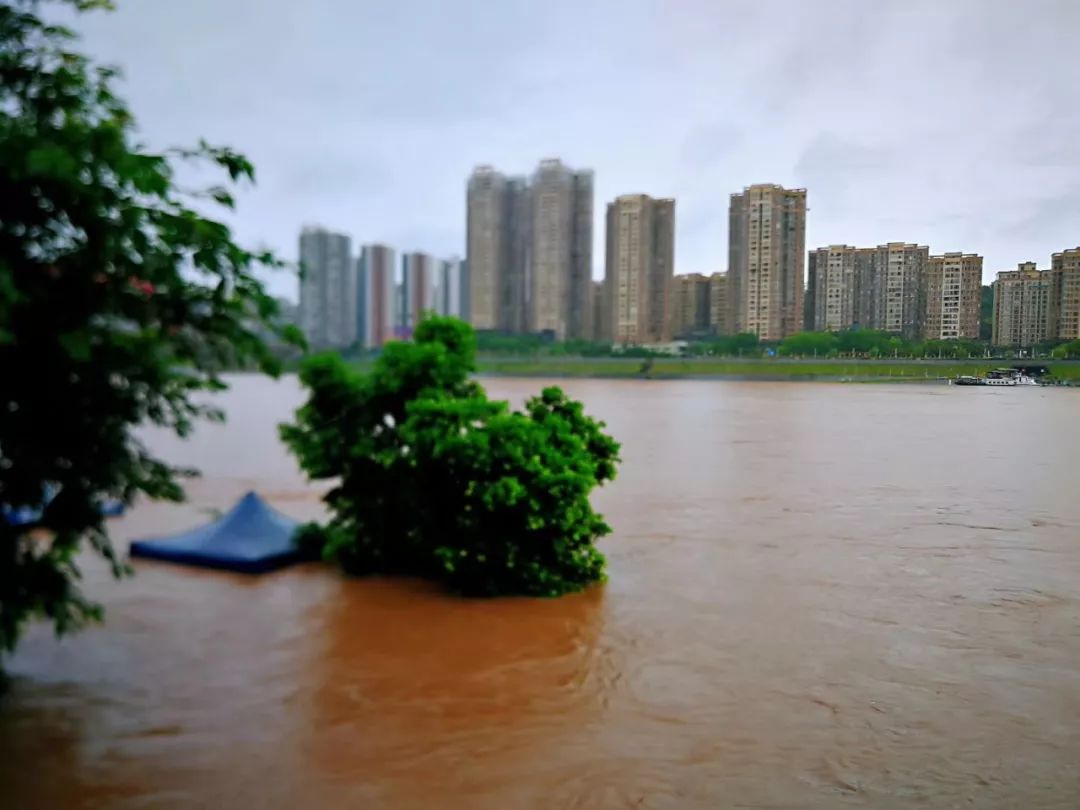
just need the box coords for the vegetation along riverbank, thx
[335,356,1080,383]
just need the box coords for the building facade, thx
[605,194,675,345]
[708,272,728,334]
[298,227,354,348]
[1052,247,1080,340]
[670,273,711,337]
[728,184,806,340]
[807,245,862,332]
[925,252,982,340]
[466,160,591,338]
[358,244,396,348]
[992,262,1054,347]
[466,167,528,332]
[529,159,593,340]
[400,252,437,336]
[867,243,929,338]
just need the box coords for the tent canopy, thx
[129,492,305,574]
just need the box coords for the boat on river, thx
[952,367,1042,387]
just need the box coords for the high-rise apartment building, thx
[434,257,466,320]
[925,252,982,340]
[1052,247,1080,340]
[604,194,675,345]
[728,184,806,340]
[670,273,711,337]
[708,272,729,335]
[466,160,591,339]
[466,167,528,332]
[868,243,930,338]
[807,245,865,332]
[529,159,593,339]
[358,244,396,348]
[992,262,1054,347]
[298,227,355,348]
[400,252,436,336]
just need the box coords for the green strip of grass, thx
[471,358,1080,381]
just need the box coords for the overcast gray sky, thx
[71,0,1080,300]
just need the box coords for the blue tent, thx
[129,492,305,574]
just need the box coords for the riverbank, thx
[470,357,1080,382]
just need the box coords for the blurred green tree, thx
[281,316,621,597]
[0,0,301,655]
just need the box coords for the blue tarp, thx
[129,492,304,574]
[2,485,126,526]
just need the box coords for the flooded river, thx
[3,377,1080,808]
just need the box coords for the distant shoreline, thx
[469,358,1080,384]
[473,370,943,384]
[263,356,1080,384]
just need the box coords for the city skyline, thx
[299,233,467,350]
[66,1,1080,301]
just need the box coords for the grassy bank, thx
[471,357,1080,382]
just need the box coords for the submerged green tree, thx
[281,316,621,597]
[0,1,301,655]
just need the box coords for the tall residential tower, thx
[358,243,396,348]
[1052,247,1080,341]
[992,262,1054,347]
[924,252,983,340]
[298,227,354,348]
[728,184,806,340]
[604,194,675,345]
[528,159,593,339]
[465,159,592,339]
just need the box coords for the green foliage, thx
[1050,340,1080,359]
[475,331,548,355]
[684,332,762,356]
[0,1,299,654]
[777,329,988,359]
[281,316,621,597]
[778,331,838,357]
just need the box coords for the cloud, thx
[680,122,743,170]
[65,0,1080,295]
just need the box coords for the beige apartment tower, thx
[529,159,593,340]
[604,194,675,345]
[670,273,711,337]
[925,253,982,340]
[708,272,729,334]
[1052,247,1080,340]
[992,262,1054,347]
[728,184,806,340]
[467,167,517,331]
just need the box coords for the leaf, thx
[280,323,307,349]
[26,146,80,181]
[208,186,235,209]
[57,330,92,361]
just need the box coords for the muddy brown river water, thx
[2,377,1079,809]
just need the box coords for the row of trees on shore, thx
[467,330,1080,360]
